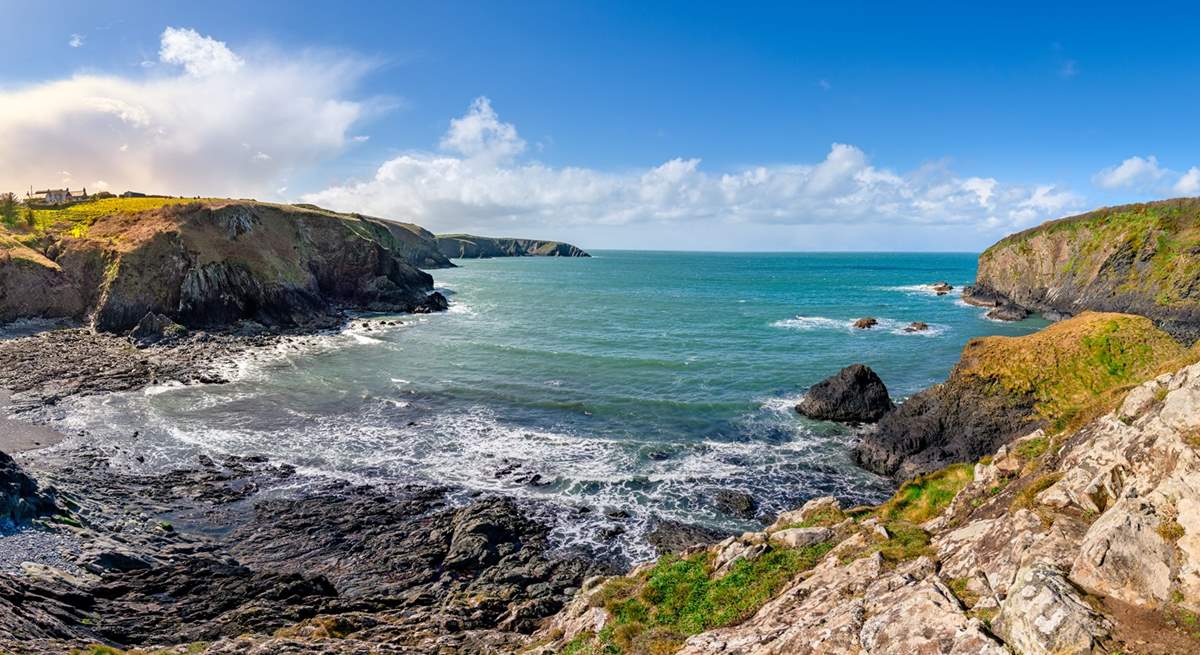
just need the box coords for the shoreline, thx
[0,391,64,453]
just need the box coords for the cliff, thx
[435,234,590,258]
[534,356,1200,655]
[855,312,1187,480]
[0,198,451,333]
[966,197,1200,341]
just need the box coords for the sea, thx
[48,251,1047,562]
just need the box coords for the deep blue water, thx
[54,251,1047,560]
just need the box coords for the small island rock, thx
[853,317,878,329]
[904,322,929,332]
[796,364,893,423]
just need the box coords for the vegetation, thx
[576,543,831,654]
[26,196,212,235]
[0,192,18,227]
[957,312,1186,432]
[877,463,974,524]
[1011,472,1064,513]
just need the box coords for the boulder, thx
[994,563,1110,655]
[0,451,57,526]
[796,364,893,423]
[852,317,878,329]
[128,312,186,347]
[904,321,929,332]
[932,282,953,293]
[987,303,1031,321]
[712,489,758,520]
[768,527,832,549]
[646,519,731,555]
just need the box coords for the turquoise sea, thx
[54,251,1047,561]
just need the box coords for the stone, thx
[768,527,832,549]
[904,321,929,332]
[712,489,757,519]
[987,303,1031,321]
[993,563,1110,655]
[769,496,841,532]
[796,364,893,423]
[128,312,186,347]
[852,317,878,329]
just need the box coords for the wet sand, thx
[0,390,64,453]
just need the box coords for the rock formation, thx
[435,234,590,258]
[856,312,1185,479]
[796,364,893,423]
[0,199,453,333]
[965,197,1200,340]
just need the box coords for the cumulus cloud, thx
[0,27,367,198]
[1092,155,1168,190]
[1176,167,1200,195]
[305,97,1082,239]
[68,33,84,48]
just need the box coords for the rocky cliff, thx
[966,197,1200,341]
[855,312,1187,480]
[0,198,452,333]
[534,356,1200,655]
[435,234,590,258]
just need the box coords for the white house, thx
[30,187,87,205]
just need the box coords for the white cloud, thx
[1092,155,1167,189]
[69,33,84,48]
[158,27,243,77]
[1176,167,1200,195]
[305,97,1081,239]
[0,27,367,198]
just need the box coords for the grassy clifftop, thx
[974,197,1200,339]
[0,197,451,331]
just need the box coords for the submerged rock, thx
[904,321,929,332]
[712,489,758,520]
[852,317,878,329]
[796,364,893,423]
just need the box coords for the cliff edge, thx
[966,197,1200,341]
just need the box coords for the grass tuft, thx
[877,463,974,524]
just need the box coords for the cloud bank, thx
[1093,155,1200,195]
[0,27,365,198]
[305,97,1081,240]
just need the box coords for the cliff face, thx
[536,358,1200,655]
[0,199,450,332]
[856,312,1186,479]
[435,234,590,258]
[968,197,1200,341]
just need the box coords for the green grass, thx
[1014,435,1049,461]
[27,197,215,235]
[838,521,933,565]
[579,543,831,654]
[877,463,974,524]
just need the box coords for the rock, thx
[768,527,832,549]
[712,489,757,519]
[932,282,954,293]
[860,573,1007,655]
[961,283,1009,307]
[1070,497,1176,607]
[0,450,57,526]
[904,321,929,332]
[796,364,893,423]
[128,312,186,346]
[646,520,731,555]
[993,563,1110,655]
[986,303,1031,321]
[769,496,841,532]
[852,317,878,329]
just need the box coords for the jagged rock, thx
[128,312,186,346]
[769,496,841,532]
[932,281,954,293]
[860,569,1007,655]
[712,489,758,519]
[646,519,731,555]
[0,450,57,526]
[1071,497,1176,608]
[796,364,893,423]
[993,563,1110,655]
[768,527,832,549]
[986,303,1030,321]
[852,317,878,329]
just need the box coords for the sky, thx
[1,1,1198,251]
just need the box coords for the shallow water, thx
[52,251,1047,561]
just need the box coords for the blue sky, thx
[1,1,1198,250]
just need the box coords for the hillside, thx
[967,197,1200,341]
[0,197,451,332]
[435,234,590,258]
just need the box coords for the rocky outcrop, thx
[796,364,893,423]
[534,356,1200,655]
[0,199,451,333]
[966,197,1200,340]
[128,311,185,346]
[0,450,56,527]
[435,234,590,259]
[856,311,1185,479]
